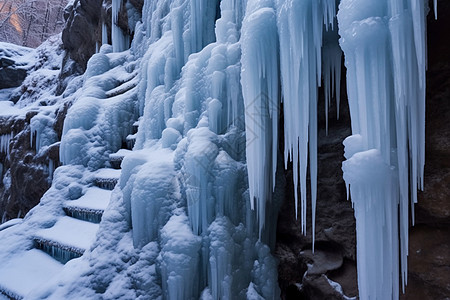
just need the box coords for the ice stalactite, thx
[102,22,108,45]
[0,133,13,157]
[275,0,336,247]
[338,0,428,298]
[241,0,280,237]
[322,24,342,134]
[112,0,130,52]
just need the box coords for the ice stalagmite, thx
[338,0,427,298]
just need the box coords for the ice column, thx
[112,0,130,52]
[338,0,427,298]
[241,0,280,236]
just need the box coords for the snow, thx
[0,249,63,298]
[64,187,111,211]
[34,216,99,251]
[95,168,121,180]
[0,101,27,117]
[0,218,23,231]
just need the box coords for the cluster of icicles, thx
[105,0,433,298]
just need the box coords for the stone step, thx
[126,134,136,150]
[109,149,131,169]
[62,207,103,224]
[0,249,63,299]
[63,187,111,223]
[93,168,121,190]
[34,238,84,264]
[132,120,140,134]
[0,286,22,300]
[33,216,99,263]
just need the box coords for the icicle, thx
[322,24,342,134]
[276,0,333,246]
[0,133,13,158]
[102,22,108,45]
[338,0,428,298]
[112,0,130,52]
[241,0,279,237]
[433,0,437,19]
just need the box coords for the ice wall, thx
[118,0,282,298]
[54,0,430,298]
[338,0,427,298]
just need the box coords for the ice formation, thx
[112,0,131,52]
[0,0,432,299]
[0,133,13,157]
[338,0,428,298]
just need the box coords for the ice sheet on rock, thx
[34,216,99,251]
[0,249,63,298]
[64,187,111,211]
[30,112,57,153]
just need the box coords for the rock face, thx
[58,0,143,93]
[0,64,28,89]
[61,0,103,73]
[0,106,66,222]
[0,45,33,89]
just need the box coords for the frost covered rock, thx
[0,42,33,89]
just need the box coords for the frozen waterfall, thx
[53,0,431,299]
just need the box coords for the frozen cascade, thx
[338,0,428,298]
